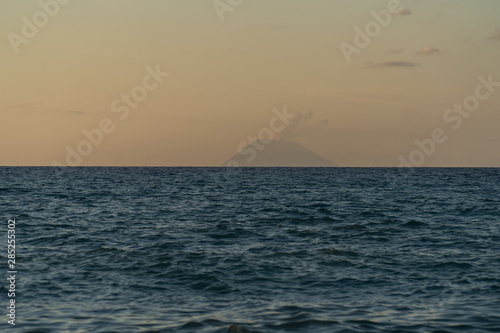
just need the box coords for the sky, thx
[0,0,499,166]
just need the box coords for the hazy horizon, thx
[1,0,499,167]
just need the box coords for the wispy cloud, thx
[386,48,404,54]
[280,111,329,140]
[488,29,500,41]
[0,103,84,115]
[0,102,44,109]
[240,24,283,31]
[364,61,421,68]
[416,46,440,55]
[393,8,412,16]
[60,110,85,115]
[280,110,313,139]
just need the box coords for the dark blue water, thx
[1,167,500,332]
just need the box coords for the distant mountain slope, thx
[223,140,337,167]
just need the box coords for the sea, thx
[1,167,499,332]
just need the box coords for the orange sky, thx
[1,0,499,166]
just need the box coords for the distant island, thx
[223,139,337,167]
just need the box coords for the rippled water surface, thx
[2,167,500,332]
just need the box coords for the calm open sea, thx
[1,167,499,332]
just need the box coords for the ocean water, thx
[1,167,500,332]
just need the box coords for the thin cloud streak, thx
[488,30,500,41]
[364,61,421,68]
[393,8,412,16]
[386,48,404,54]
[416,46,440,55]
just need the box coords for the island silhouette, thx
[223,139,337,167]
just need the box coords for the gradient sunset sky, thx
[1,0,499,166]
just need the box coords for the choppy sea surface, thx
[1,167,500,332]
